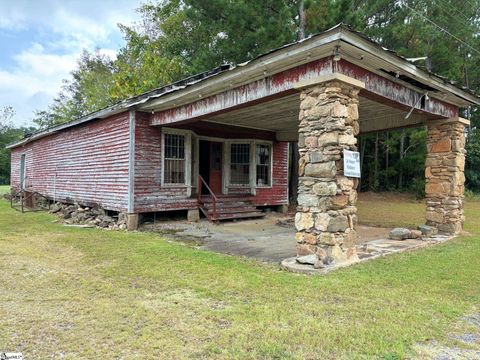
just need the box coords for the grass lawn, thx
[1,185,480,359]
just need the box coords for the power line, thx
[400,0,480,56]
[435,0,479,39]
[436,0,471,22]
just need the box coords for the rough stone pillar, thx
[295,79,361,266]
[425,120,466,234]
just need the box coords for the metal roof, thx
[7,24,479,149]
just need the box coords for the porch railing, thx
[10,188,51,213]
[197,175,218,221]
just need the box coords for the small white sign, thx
[0,353,23,360]
[343,150,361,178]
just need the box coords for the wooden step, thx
[206,206,259,215]
[198,195,264,222]
[202,202,251,209]
[200,196,254,203]
[213,211,265,220]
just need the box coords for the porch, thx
[139,69,469,267]
[130,25,478,268]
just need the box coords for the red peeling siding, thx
[337,60,458,118]
[134,113,198,213]
[253,141,289,206]
[150,58,333,126]
[10,112,289,215]
[134,117,288,213]
[10,112,130,211]
[151,57,459,126]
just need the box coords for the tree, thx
[0,106,14,132]
[33,50,114,129]
[0,106,30,185]
[30,0,480,195]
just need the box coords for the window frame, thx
[20,153,26,190]
[254,141,273,188]
[161,128,192,194]
[228,141,252,187]
[225,140,273,190]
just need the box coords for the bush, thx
[409,177,425,199]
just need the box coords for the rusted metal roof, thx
[8,24,479,149]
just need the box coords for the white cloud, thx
[0,0,141,126]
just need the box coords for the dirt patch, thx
[412,312,480,359]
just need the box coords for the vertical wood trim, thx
[286,142,290,202]
[193,135,199,191]
[127,110,136,213]
[223,141,230,194]
[249,141,256,195]
[185,132,192,197]
[160,131,165,186]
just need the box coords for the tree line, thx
[2,0,480,195]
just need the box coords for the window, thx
[256,144,271,186]
[230,143,250,185]
[164,133,185,184]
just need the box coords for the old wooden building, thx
[8,25,480,267]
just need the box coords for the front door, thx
[209,142,223,194]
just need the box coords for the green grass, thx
[1,187,480,359]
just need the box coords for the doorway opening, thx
[199,140,223,195]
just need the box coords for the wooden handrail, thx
[197,175,218,220]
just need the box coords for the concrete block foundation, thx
[127,213,139,231]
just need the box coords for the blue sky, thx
[0,0,141,126]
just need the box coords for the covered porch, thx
[136,25,477,267]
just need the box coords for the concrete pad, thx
[141,214,454,271]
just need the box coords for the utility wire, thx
[435,0,478,39]
[400,1,480,56]
[436,0,471,22]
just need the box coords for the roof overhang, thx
[8,24,479,149]
[140,25,479,115]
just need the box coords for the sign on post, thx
[343,150,361,178]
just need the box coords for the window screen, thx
[230,143,250,185]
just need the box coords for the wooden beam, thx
[149,59,458,128]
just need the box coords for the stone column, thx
[425,120,466,234]
[295,79,361,266]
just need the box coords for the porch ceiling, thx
[201,94,436,137]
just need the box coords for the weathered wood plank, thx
[10,112,131,211]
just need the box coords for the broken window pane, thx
[256,144,271,186]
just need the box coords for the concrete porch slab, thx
[141,213,454,272]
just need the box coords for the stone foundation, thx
[295,79,361,265]
[425,120,466,234]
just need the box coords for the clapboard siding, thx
[134,113,198,212]
[253,141,289,206]
[10,112,130,211]
[134,113,288,213]
[10,111,288,215]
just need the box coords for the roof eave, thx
[339,29,479,106]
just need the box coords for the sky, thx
[0,0,141,127]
